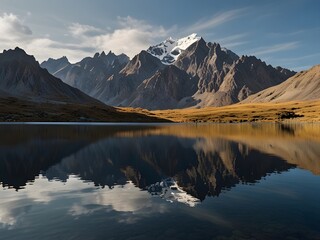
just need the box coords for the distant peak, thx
[61,56,69,61]
[93,52,99,58]
[43,56,70,63]
[56,56,69,62]
[93,51,116,59]
[147,33,201,65]
[0,47,37,65]
[2,47,27,55]
[239,55,259,62]
[106,50,116,57]
[14,46,26,53]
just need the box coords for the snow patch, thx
[147,33,201,65]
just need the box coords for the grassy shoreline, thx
[1,97,320,123]
[138,100,320,123]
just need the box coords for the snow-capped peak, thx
[147,33,201,65]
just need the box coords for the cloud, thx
[0,175,168,228]
[250,42,299,56]
[71,16,172,59]
[185,8,247,34]
[69,23,103,37]
[23,38,92,63]
[0,13,172,62]
[0,12,32,41]
[0,10,249,63]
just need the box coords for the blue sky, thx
[0,0,319,70]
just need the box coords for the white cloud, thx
[0,13,32,41]
[0,13,172,62]
[0,175,168,228]
[0,9,249,63]
[69,23,103,37]
[25,38,92,63]
[70,16,171,59]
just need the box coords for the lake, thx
[0,123,320,240]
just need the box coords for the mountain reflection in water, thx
[1,123,319,198]
[0,123,320,240]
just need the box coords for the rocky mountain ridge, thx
[0,47,100,104]
[40,34,298,109]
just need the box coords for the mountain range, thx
[0,47,165,122]
[0,33,319,120]
[40,34,298,110]
[0,47,100,104]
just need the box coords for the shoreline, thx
[1,99,320,123]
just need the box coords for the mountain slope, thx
[129,65,198,109]
[0,47,100,104]
[0,47,173,122]
[93,50,165,106]
[172,38,295,107]
[201,56,296,106]
[242,65,320,103]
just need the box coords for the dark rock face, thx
[174,41,295,107]
[130,65,198,109]
[93,50,165,106]
[211,56,297,106]
[0,48,100,104]
[175,39,237,94]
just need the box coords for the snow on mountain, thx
[147,178,200,207]
[147,33,201,65]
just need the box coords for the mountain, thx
[129,65,198,109]
[0,47,100,104]
[41,34,296,110]
[242,65,320,103]
[200,55,295,107]
[105,36,294,109]
[40,56,70,75]
[173,39,295,107]
[93,50,166,107]
[41,51,129,96]
[0,47,169,122]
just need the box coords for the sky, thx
[0,0,319,71]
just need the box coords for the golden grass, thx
[120,100,320,123]
[2,96,320,123]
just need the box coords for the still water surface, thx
[0,123,320,240]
